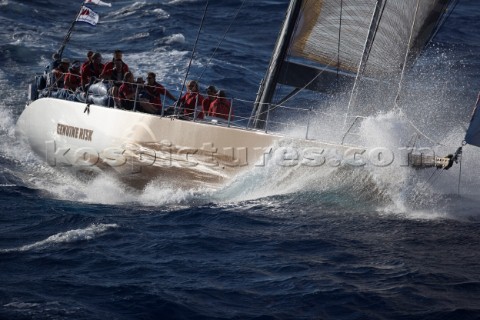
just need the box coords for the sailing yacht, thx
[16,0,462,189]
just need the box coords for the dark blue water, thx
[1,1,480,319]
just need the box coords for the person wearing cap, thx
[178,80,204,119]
[200,85,217,120]
[51,58,70,89]
[64,60,82,92]
[208,89,233,120]
[81,52,104,91]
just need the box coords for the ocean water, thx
[1,0,480,319]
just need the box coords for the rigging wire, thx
[393,0,421,109]
[178,0,210,102]
[427,145,464,192]
[403,113,445,146]
[426,167,442,184]
[425,0,461,50]
[258,60,338,115]
[344,0,387,127]
[336,0,343,77]
[457,149,463,195]
[197,0,249,82]
[391,0,449,147]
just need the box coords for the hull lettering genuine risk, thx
[57,123,93,141]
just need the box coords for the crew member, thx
[208,90,233,120]
[81,52,104,91]
[140,72,176,114]
[179,80,203,119]
[64,60,82,91]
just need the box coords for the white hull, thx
[16,98,350,189]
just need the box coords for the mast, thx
[251,0,303,130]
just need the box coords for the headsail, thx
[465,94,480,147]
[252,0,454,129]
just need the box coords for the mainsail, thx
[252,0,453,129]
[291,0,451,76]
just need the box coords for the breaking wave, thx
[0,223,118,253]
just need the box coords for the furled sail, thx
[290,0,451,76]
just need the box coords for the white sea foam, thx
[138,180,212,206]
[168,0,201,5]
[106,1,148,19]
[0,106,15,137]
[0,223,118,253]
[152,8,170,19]
[4,301,42,309]
[354,109,480,219]
[47,174,134,205]
[121,32,150,42]
[162,33,186,45]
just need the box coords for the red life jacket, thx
[64,72,81,91]
[81,62,104,87]
[180,92,204,117]
[209,98,232,120]
[145,82,168,108]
